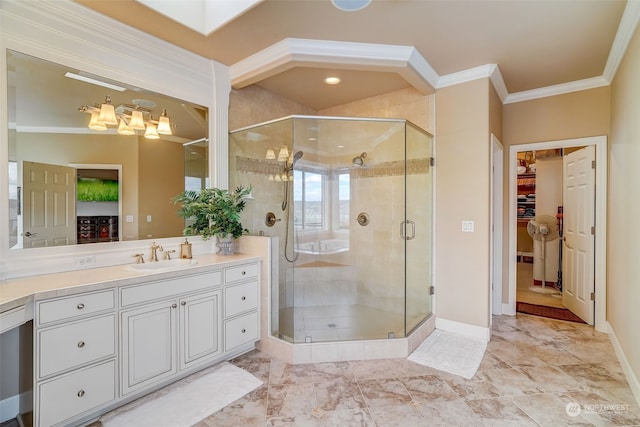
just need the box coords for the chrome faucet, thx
[150,242,163,262]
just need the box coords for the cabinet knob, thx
[241,296,246,301]
[171,303,177,309]
[77,341,85,348]
[77,390,85,398]
[241,271,246,276]
[241,328,246,333]
[77,303,85,310]
[181,301,187,306]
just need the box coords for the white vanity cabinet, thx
[34,290,117,427]
[29,257,260,427]
[119,271,222,395]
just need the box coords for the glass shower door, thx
[405,123,434,333]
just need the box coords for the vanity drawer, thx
[121,270,221,307]
[224,281,258,318]
[38,314,116,379]
[224,311,259,352]
[37,290,115,326]
[225,262,258,283]
[37,360,116,427]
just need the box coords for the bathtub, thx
[295,239,349,255]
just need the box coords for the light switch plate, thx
[462,221,474,232]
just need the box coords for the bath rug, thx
[101,362,262,427]
[408,329,487,379]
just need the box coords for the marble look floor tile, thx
[269,359,315,385]
[367,404,427,427]
[465,397,539,427]
[439,372,502,400]
[399,374,459,403]
[527,342,585,366]
[485,343,548,367]
[477,351,512,370]
[357,378,412,407]
[512,392,595,426]
[316,408,376,427]
[557,364,629,390]
[414,399,485,427]
[267,414,321,426]
[479,368,545,396]
[314,378,366,411]
[312,361,355,382]
[267,383,316,418]
[518,365,589,393]
[348,359,397,380]
[387,357,445,377]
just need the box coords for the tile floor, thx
[517,262,565,309]
[193,314,640,426]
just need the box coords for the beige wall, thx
[435,78,492,328]
[609,25,640,385]
[138,138,185,240]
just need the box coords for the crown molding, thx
[504,76,610,104]
[230,37,437,94]
[603,0,640,82]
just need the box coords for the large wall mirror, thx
[7,50,209,250]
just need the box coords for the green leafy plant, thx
[171,186,252,240]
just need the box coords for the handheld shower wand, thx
[281,151,304,211]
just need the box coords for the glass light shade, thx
[129,110,146,130]
[144,122,159,139]
[157,111,172,135]
[277,146,289,162]
[117,118,135,135]
[98,102,118,125]
[281,174,288,181]
[265,148,276,160]
[268,174,274,181]
[88,111,107,131]
[274,174,282,182]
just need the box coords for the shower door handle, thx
[400,220,415,240]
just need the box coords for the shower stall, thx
[229,116,433,344]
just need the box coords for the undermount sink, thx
[125,258,198,274]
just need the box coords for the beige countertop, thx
[0,253,260,314]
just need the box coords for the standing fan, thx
[527,215,560,294]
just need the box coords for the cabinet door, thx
[121,301,177,395]
[180,291,221,370]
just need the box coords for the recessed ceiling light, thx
[324,76,342,85]
[331,0,372,12]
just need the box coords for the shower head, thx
[292,151,304,164]
[352,152,367,167]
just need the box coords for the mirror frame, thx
[0,0,230,279]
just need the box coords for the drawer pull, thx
[77,303,85,310]
[181,301,187,306]
[77,390,85,398]
[241,296,246,301]
[171,303,177,309]
[77,341,85,348]
[241,328,246,333]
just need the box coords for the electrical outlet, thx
[74,255,96,268]
[462,221,474,232]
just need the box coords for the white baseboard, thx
[502,303,516,315]
[435,317,491,343]
[607,322,640,408]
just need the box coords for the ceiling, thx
[75,0,630,110]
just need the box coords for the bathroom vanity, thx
[0,254,260,427]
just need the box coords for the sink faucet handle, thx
[133,253,145,264]
[164,249,176,260]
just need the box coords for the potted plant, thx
[172,186,252,254]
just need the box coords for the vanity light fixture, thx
[79,96,172,139]
[323,76,342,85]
[265,148,276,160]
[277,146,290,162]
[144,119,160,139]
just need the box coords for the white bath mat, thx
[101,362,262,427]
[408,329,487,379]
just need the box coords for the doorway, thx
[507,136,607,332]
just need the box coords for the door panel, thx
[562,146,595,324]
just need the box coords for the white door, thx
[562,146,595,324]
[22,161,76,247]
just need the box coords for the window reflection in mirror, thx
[6,50,209,249]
